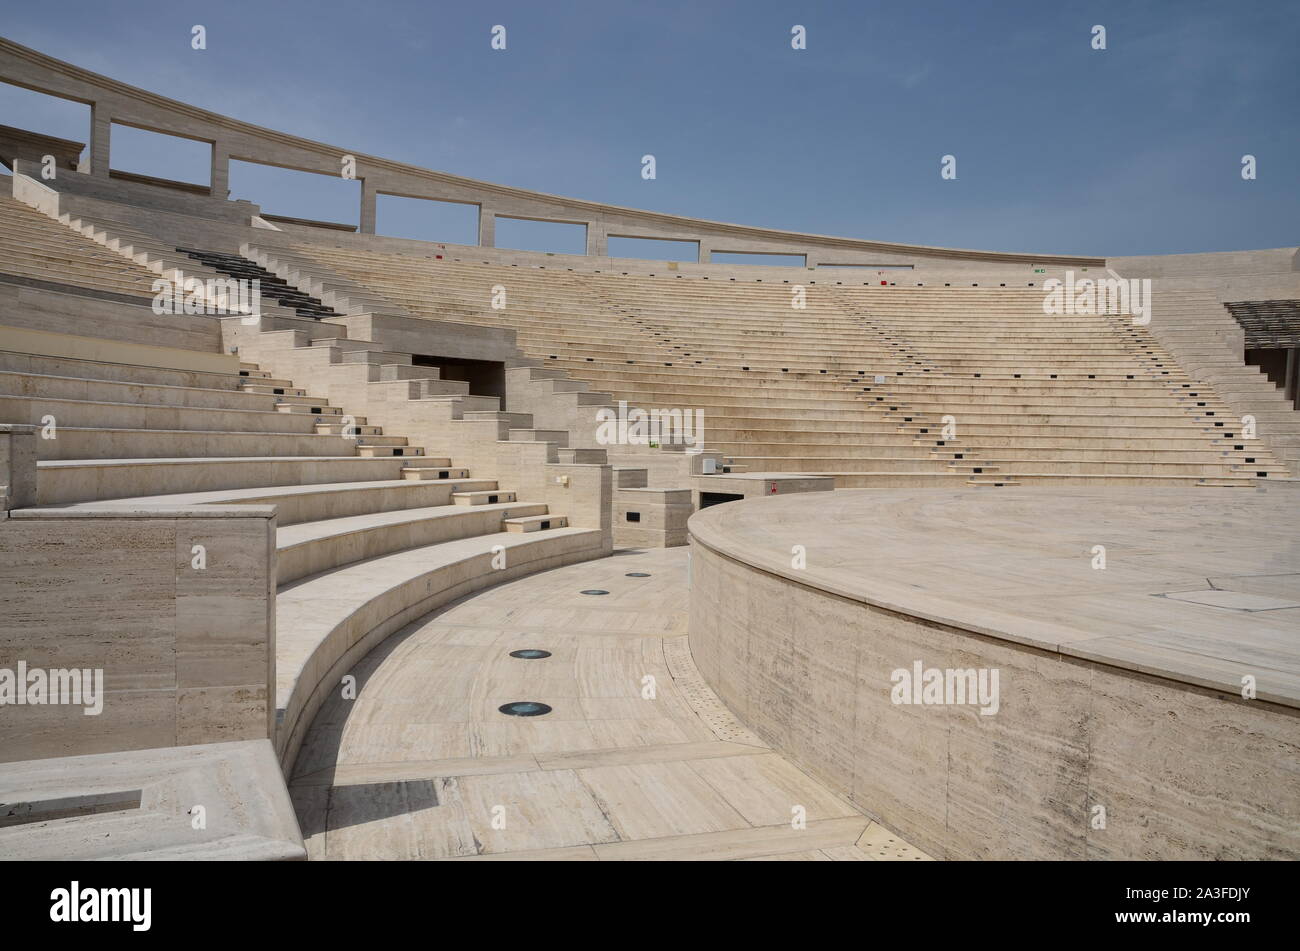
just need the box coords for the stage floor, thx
[689,485,1300,707]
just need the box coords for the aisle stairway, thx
[1146,286,1300,473]
[825,286,1287,486]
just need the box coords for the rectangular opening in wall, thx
[411,354,505,399]
[699,491,745,508]
[0,80,90,174]
[110,123,211,192]
[1245,348,1288,388]
[710,251,807,267]
[608,236,699,262]
[495,216,586,256]
[229,159,360,231]
[377,193,479,245]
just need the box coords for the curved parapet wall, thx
[0,38,1102,269]
[687,488,1300,860]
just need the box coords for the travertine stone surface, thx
[688,488,1300,859]
[288,548,929,861]
[0,506,276,761]
[0,739,304,860]
[0,424,36,510]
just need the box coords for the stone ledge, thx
[0,739,305,860]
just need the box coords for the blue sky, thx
[1,0,1296,256]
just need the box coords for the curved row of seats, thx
[0,339,598,772]
[280,243,1289,487]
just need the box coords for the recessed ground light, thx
[581,589,609,596]
[498,701,552,717]
[625,572,651,578]
[509,649,552,659]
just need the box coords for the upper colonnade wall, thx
[0,37,1105,270]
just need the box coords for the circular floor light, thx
[581,589,609,596]
[498,701,552,717]
[509,649,552,660]
[625,572,651,578]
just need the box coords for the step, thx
[58,478,501,526]
[355,445,425,458]
[555,448,608,464]
[35,455,410,505]
[315,422,383,436]
[275,527,605,771]
[453,489,517,505]
[33,426,368,461]
[242,384,307,397]
[0,394,321,435]
[275,403,345,417]
[509,428,569,444]
[613,467,649,488]
[277,500,549,583]
[0,370,267,411]
[503,514,568,533]
[401,466,471,481]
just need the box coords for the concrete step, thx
[453,489,517,505]
[355,445,425,458]
[503,514,568,533]
[555,448,608,464]
[35,455,410,505]
[33,426,370,461]
[0,394,322,435]
[242,383,307,397]
[278,500,549,584]
[401,466,472,481]
[62,478,492,526]
[274,526,605,770]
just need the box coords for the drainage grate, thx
[509,649,552,659]
[498,701,553,717]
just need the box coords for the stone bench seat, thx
[274,526,604,770]
[0,392,329,434]
[35,455,410,504]
[277,499,547,583]
[31,425,387,461]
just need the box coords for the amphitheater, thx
[0,38,1296,861]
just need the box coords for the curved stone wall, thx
[687,491,1300,860]
[0,38,1102,268]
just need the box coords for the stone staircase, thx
[824,288,1287,487]
[1145,284,1300,473]
[0,339,604,774]
[242,242,412,319]
[177,247,340,319]
[237,242,730,545]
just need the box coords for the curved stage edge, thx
[686,488,1300,860]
